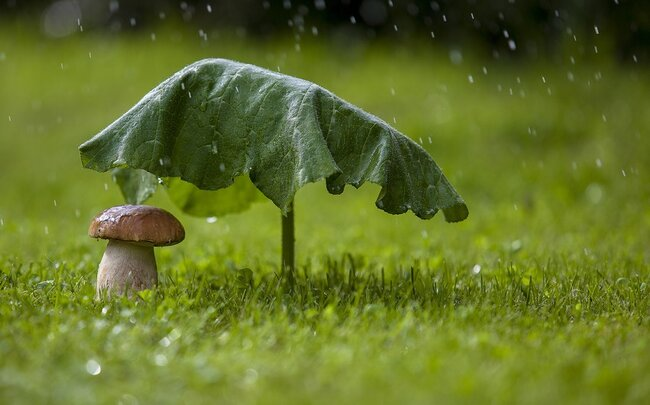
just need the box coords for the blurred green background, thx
[0,1,649,404]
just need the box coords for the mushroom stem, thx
[281,200,295,274]
[96,240,157,297]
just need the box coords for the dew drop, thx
[85,359,102,376]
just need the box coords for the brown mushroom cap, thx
[89,205,185,246]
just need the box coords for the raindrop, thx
[430,31,435,38]
[159,337,171,347]
[567,72,575,82]
[421,230,428,238]
[154,354,168,367]
[594,45,598,54]
[283,0,291,9]
[159,12,166,19]
[211,141,218,154]
[442,14,447,23]
[388,0,393,7]
[85,359,102,376]
[311,26,318,35]
[503,29,509,38]
[8,115,11,122]
[390,87,395,96]
[151,33,156,41]
[350,16,356,24]
[392,117,397,124]
[621,169,626,177]
[314,0,326,10]
[632,54,638,63]
[75,209,81,218]
[53,200,57,207]
[376,200,384,209]
[0,218,4,226]
[207,4,212,13]
[482,66,488,75]
[104,183,109,191]
[585,183,603,204]
[393,24,398,31]
[507,39,517,51]
[594,25,600,35]
[130,17,136,27]
[596,158,602,168]
[467,75,474,84]
[472,264,481,275]
[541,76,546,83]
[449,49,463,65]
[88,51,92,59]
[188,91,192,98]
[0,52,5,61]
[206,217,218,224]
[244,368,259,385]
[427,136,432,144]
[181,83,185,90]
[219,163,226,172]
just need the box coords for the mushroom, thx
[89,205,185,297]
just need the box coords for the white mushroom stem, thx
[96,240,158,297]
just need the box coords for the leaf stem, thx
[281,200,295,275]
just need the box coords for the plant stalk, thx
[281,200,295,274]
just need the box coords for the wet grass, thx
[1,26,649,404]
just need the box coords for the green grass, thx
[1,24,649,404]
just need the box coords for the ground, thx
[0,25,649,404]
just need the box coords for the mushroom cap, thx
[89,205,185,246]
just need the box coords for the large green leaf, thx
[79,58,468,222]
